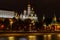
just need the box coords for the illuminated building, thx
[0,3,38,22]
[20,3,38,22]
[50,14,57,31]
[0,10,15,18]
[50,14,60,31]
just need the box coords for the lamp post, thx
[9,19,13,31]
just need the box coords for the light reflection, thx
[0,35,60,40]
[28,36,36,40]
[8,36,14,40]
[19,38,27,40]
[57,34,60,40]
[44,35,51,40]
[44,35,47,40]
[48,35,51,40]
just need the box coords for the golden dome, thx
[28,4,31,7]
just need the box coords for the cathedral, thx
[19,3,38,22]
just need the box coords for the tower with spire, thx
[42,15,45,22]
[52,14,57,23]
[51,14,57,25]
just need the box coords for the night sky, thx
[0,0,60,18]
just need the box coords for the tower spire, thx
[27,2,31,15]
[53,12,57,22]
[31,8,34,14]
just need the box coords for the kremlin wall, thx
[0,3,60,32]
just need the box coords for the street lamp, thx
[9,19,13,31]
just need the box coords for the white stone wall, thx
[0,10,15,18]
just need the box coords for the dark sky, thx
[0,0,60,18]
